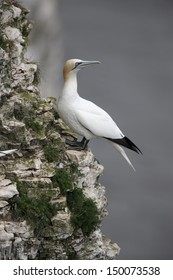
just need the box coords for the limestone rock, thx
[0,180,18,200]
[4,26,24,43]
[51,211,73,239]
[0,0,120,260]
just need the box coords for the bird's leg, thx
[66,137,89,150]
[78,137,89,150]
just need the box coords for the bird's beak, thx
[80,60,101,68]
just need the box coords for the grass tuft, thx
[43,145,61,163]
[10,181,56,236]
[67,188,100,236]
[51,169,73,194]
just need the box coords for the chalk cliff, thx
[0,0,120,259]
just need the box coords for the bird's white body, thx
[58,84,124,140]
[58,59,141,170]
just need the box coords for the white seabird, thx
[0,149,17,157]
[58,58,142,170]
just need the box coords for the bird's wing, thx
[75,100,124,139]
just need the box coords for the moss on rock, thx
[25,118,44,133]
[10,180,56,236]
[67,188,100,236]
[51,169,74,194]
[43,145,61,163]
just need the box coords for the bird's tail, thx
[0,149,17,157]
[111,142,136,171]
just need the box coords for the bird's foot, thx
[67,145,84,151]
[66,137,89,151]
[65,139,79,147]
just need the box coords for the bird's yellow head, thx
[63,58,100,81]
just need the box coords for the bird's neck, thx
[62,72,79,100]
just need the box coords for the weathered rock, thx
[0,201,9,208]
[0,223,14,241]
[67,229,120,260]
[0,180,18,200]
[0,0,120,260]
[51,211,73,239]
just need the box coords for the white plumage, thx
[58,59,142,170]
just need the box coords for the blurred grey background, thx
[21,0,173,259]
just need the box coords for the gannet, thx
[0,149,17,157]
[58,59,142,170]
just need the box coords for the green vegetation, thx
[10,181,56,236]
[67,250,78,260]
[51,165,98,236]
[25,118,43,133]
[43,145,61,163]
[69,162,80,176]
[53,109,59,120]
[13,103,25,121]
[14,97,39,123]
[19,92,36,101]
[67,188,100,236]
[33,65,41,86]
[21,24,30,38]
[51,169,74,194]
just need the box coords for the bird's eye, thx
[75,62,82,68]
[72,62,82,70]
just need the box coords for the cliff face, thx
[0,0,120,259]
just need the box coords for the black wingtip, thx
[124,136,142,154]
[106,136,142,154]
